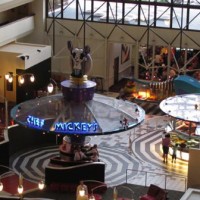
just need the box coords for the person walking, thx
[162,134,170,163]
[172,143,178,163]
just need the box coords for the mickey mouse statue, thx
[67,41,93,78]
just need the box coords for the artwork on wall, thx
[121,44,130,64]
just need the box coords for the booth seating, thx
[0,197,54,200]
[45,162,105,193]
[49,156,92,167]
[139,184,167,200]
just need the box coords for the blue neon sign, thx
[27,115,44,128]
[27,115,98,133]
[55,122,98,133]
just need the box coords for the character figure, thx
[120,116,129,130]
[67,41,93,77]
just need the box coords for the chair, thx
[86,180,107,200]
[115,185,135,200]
[139,184,167,200]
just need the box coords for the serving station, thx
[120,78,174,102]
[160,94,200,161]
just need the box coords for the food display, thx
[170,132,199,149]
[169,131,200,161]
[121,78,174,102]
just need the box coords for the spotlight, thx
[20,56,25,61]
[19,55,29,60]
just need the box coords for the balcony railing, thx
[0,15,35,47]
[126,169,187,192]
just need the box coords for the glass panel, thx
[156,6,171,28]
[107,2,123,23]
[78,0,92,20]
[124,3,138,25]
[140,5,155,26]
[47,0,62,18]
[155,0,171,2]
[188,8,200,30]
[192,0,200,5]
[93,1,107,22]
[63,0,76,19]
[172,7,187,29]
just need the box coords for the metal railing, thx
[126,169,187,192]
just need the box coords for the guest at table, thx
[74,146,88,161]
[90,151,99,162]
[86,144,99,157]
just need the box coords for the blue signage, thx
[27,115,44,128]
[27,115,98,133]
[55,122,98,133]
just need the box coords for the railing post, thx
[185,177,187,191]
[126,169,128,184]
[145,171,147,187]
[5,99,8,130]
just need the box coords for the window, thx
[46,0,200,31]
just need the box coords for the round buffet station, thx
[9,43,146,193]
[10,75,145,190]
[160,94,200,161]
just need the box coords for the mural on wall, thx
[121,44,130,64]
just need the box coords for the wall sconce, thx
[5,73,13,83]
[19,55,29,60]
[5,73,35,85]
[18,74,35,85]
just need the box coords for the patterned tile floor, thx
[10,114,188,193]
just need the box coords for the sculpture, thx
[67,41,93,78]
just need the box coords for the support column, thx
[133,41,139,79]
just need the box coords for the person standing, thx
[74,147,88,161]
[162,134,170,163]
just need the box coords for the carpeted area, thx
[24,183,184,200]
[1,174,38,195]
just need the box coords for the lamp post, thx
[47,78,58,94]
[0,165,45,199]
[0,165,24,199]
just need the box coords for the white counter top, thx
[180,188,200,200]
